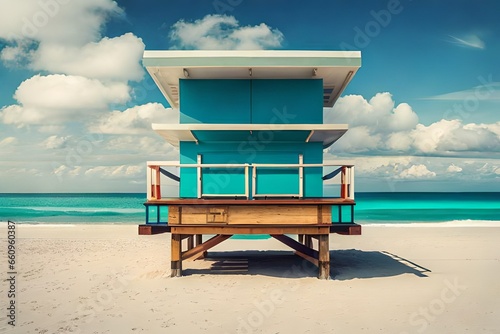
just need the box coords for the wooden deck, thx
[146,198,355,205]
[140,198,361,279]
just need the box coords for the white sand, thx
[1,224,499,333]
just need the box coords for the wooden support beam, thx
[170,224,330,235]
[330,224,362,235]
[271,234,319,259]
[182,234,233,261]
[318,234,330,280]
[294,250,318,267]
[171,234,182,277]
[298,234,304,244]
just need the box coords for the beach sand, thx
[1,224,499,333]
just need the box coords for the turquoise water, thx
[0,192,498,224]
[0,193,144,223]
[355,192,500,223]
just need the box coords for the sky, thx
[0,0,499,193]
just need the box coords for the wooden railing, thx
[146,158,354,201]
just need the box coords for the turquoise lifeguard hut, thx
[140,50,362,279]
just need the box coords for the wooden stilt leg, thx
[318,234,330,280]
[298,234,304,244]
[171,234,182,277]
[195,234,204,259]
[187,235,194,250]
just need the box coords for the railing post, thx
[349,166,355,200]
[252,165,256,198]
[153,166,161,199]
[299,154,304,198]
[197,155,202,199]
[244,164,249,199]
[146,164,152,200]
[340,166,347,199]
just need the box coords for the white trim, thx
[152,123,348,148]
[144,50,361,59]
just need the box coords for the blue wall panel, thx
[179,79,251,124]
[251,79,323,124]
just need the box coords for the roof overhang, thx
[152,123,348,149]
[143,50,361,108]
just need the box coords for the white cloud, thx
[326,92,419,133]
[399,164,436,179]
[0,74,130,126]
[0,1,143,83]
[41,135,69,149]
[423,81,500,101]
[0,136,17,147]
[326,93,500,156]
[448,34,485,49]
[0,0,122,45]
[412,120,500,153]
[91,103,178,134]
[447,164,463,173]
[169,14,284,50]
[106,135,176,156]
[84,164,143,179]
[332,126,382,153]
[30,33,145,81]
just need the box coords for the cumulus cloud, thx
[106,136,176,156]
[0,0,122,45]
[41,135,69,149]
[0,74,130,126]
[91,103,178,134]
[447,164,463,173]
[169,14,284,50]
[31,33,145,81]
[84,164,143,179]
[326,93,500,156]
[0,1,144,82]
[326,92,419,133]
[399,164,436,179]
[412,120,500,153]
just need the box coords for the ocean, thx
[0,192,499,225]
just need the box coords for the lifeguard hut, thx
[140,50,362,279]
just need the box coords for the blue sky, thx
[0,0,498,192]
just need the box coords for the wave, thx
[0,207,144,215]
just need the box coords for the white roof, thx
[143,50,361,108]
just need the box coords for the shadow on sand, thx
[181,249,431,280]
